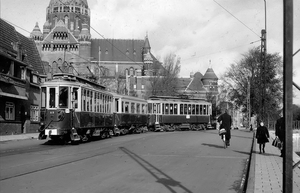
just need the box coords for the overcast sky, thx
[1,0,299,104]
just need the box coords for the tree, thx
[221,46,283,122]
[146,53,181,97]
[292,104,300,121]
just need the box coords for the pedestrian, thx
[256,121,269,154]
[275,112,284,157]
[217,109,232,146]
[250,124,253,131]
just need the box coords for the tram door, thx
[153,103,161,123]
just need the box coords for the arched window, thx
[130,67,134,76]
[64,16,69,27]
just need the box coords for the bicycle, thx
[219,128,227,148]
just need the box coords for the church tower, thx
[31,0,92,77]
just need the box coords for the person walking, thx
[217,109,232,146]
[256,121,270,154]
[275,112,285,157]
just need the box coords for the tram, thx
[112,93,148,135]
[147,96,212,131]
[39,73,114,143]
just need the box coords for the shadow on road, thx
[119,147,193,193]
[201,143,225,149]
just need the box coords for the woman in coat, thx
[256,121,270,154]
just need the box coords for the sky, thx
[0,0,299,105]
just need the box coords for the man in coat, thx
[275,112,285,157]
[217,109,232,146]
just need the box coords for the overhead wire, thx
[213,0,261,38]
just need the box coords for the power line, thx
[213,0,261,38]
[181,40,260,62]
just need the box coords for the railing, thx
[268,121,300,130]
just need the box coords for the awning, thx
[0,92,28,100]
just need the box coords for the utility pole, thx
[260,29,266,122]
[283,1,293,192]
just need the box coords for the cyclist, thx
[217,109,232,146]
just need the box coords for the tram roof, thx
[111,93,147,103]
[42,73,106,90]
[42,73,110,91]
[148,96,210,104]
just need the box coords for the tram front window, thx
[59,87,69,108]
[49,88,56,108]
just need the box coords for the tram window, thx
[82,89,86,111]
[94,92,97,112]
[125,102,129,113]
[180,104,183,114]
[49,88,55,108]
[174,104,178,114]
[72,87,78,109]
[59,87,69,108]
[108,96,111,113]
[184,104,187,114]
[165,104,169,114]
[142,104,146,114]
[137,103,140,114]
[170,104,173,114]
[188,104,191,114]
[115,99,119,112]
[131,103,135,113]
[104,95,107,113]
[192,104,195,115]
[86,90,90,111]
[96,93,99,112]
[148,103,152,114]
[203,105,207,115]
[157,103,161,114]
[122,101,124,113]
[200,105,203,115]
[90,91,93,112]
[196,105,199,115]
[100,94,103,113]
[41,87,46,108]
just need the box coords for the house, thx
[0,18,46,135]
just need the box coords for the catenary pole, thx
[283,0,293,192]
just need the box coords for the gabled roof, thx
[91,39,144,62]
[18,33,46,75]
[0,18,45,75]
[0,19,19,54]
[43,20,78,44]
[186,72,206,91]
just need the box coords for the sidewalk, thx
[0,133,39,142]
[247,130,300,193]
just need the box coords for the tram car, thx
[39,73,114,143]
[147,96,212,131]
[112,93,148,135]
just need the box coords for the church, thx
[30,0,218,99]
